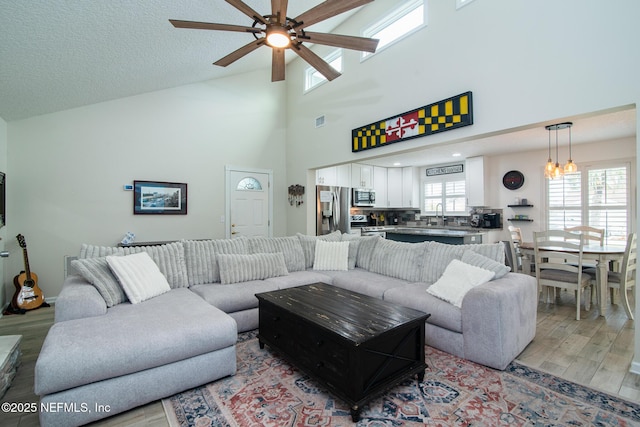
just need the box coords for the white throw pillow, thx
[106,252,171,304]
[313,240,349,271]
[426,259,495,308]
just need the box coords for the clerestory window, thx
[361,0,425,60]
[304,49,343,92]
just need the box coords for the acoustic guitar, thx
[12,234,45,310]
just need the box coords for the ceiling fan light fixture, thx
[266,26,291,48]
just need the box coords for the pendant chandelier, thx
[544,122,575,179]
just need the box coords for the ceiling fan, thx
[170,0,379,82]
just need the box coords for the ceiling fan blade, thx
[293,43,341,81]
[272,48,285,82]
[225,0,268,25]
[294,0,373,29]
[214,39,265,67]
[302,31,379,53]
[271,0,289,24]
[169,19,261,34]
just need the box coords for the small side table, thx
[0,335,22,399]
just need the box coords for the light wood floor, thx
[0,291,637,427]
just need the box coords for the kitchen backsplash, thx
[350,208,503,228]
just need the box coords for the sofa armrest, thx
[461,272,537,370]
[54,275,107,323]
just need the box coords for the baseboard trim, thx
[630,360,640,375]
[0,298,55,318]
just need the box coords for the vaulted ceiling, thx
[0,0,352,121]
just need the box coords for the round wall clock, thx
[502,170,525,190]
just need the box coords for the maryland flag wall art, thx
[352,92,473,153]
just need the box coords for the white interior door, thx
[226,167,272,238]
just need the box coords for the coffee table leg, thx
[350,406,361,422]
[258,340,264,349]
[418,370,425,382]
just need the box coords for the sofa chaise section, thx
[35,288,237,427]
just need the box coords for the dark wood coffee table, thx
[255,282,430,422]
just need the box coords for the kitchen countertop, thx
[361,226,487,236]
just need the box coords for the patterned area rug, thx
[163,331,640,426]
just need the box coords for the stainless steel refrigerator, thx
[316,186,351,235]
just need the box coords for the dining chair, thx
[564,225,605,270]
[509,225,535,274]
[564,225,605,246]
[533,230,594,320]
[586,232,636,320]
[507,226,522,272]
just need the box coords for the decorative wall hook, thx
[288,185,305,207]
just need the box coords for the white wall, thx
[283,1,640,370]
[486,137,636,242]
[5,70,287,302]
[285,0,640,234]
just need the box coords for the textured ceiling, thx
[0,0,349,121]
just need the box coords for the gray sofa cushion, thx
[35,288,237,396]
[79,244,125,259]
[368,239,428,282]
[217,252,288,284]
[247,236,305,272]
[265,270,333,289]
[71,257,128,307]
[461,249,510,279]
[190,280,280,313]
[297,231,342,268]
[384,282,462,333]
[353,235,382,270]
[341,234,380,269]
[183,238,248,285]
[79,242,190,289]
[331,268,410,299]
[422,241,505,284]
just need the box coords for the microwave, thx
[352,188,376,207]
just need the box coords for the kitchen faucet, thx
[435,203,445,226]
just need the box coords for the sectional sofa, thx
[34,232,537,426]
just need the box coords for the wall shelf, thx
[507,204,534,207]
[508,218,533,222]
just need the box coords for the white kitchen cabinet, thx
[373,166,388,208]
[351,163,374,188]
[387,168,403,207]
[335,164,351,187]
[402,167,420,208]
[316,167,337,186]
[466,156,487,207]
[316,164,351,187]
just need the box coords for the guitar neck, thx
[22,247,32,280]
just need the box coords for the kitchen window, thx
[361,0,425,60]
[547,162,630,244]
[423,177,467,215]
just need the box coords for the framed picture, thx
[133,180,187,215]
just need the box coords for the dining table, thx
[518,242,626,317]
